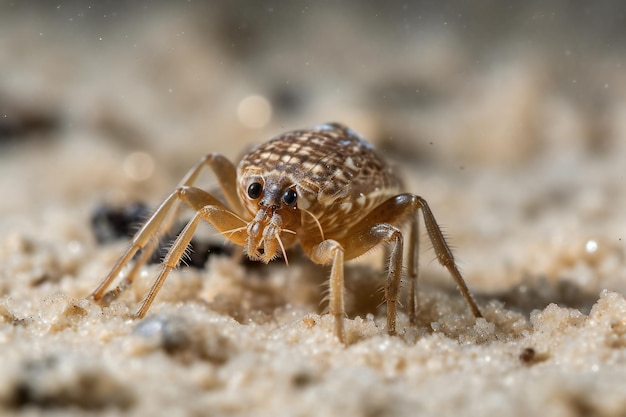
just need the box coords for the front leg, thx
[302,223,403,341]
[304,239,346,342]
[135,195,248,318]
[91,153,244,304]
[92,186,247,307]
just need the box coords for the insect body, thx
[91,123,482,342]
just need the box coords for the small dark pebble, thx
[291,371,315,388]
[133,315,191,354]
[519,347,549,365]
[91,202,151,243]
[519,347,536,363]
[133,315,233,363]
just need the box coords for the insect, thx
[91,123,482,342]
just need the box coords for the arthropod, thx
[91,123,482,341]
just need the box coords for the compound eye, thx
[247,182,263,199]
[282,189,297,206]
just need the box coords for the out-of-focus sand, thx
[1,3,626,416]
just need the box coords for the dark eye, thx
[282,189,297,206]
[247,182,263,199]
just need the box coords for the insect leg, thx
[91,186,240,305]
[135,192,247,318]
[179,153,244,217]
[124,153,244,289]
[91,153,242,304]
[91,190,186,303]
[336,193,481,336]
[337,223,404,336]
[413,194,482,318]
[303,223,403,341]
[363,194,482,320]
[407,216,419,324]
[304,239,346,342]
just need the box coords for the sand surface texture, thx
[1,3,626,416]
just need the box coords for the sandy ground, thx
[1,2,626,416]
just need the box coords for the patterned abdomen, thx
[237,123,402,238]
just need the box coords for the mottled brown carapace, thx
[237,124,402,255]
[91,123,482,342]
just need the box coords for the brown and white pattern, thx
[237,123,401,238]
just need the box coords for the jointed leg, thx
[135,211,203,318]
[343,223,404,336]
[367,194,483,321]
[92,186,246,308]
[180,153,244,216]
[318,193,482,339]
[135,201,247,318]
[91,153,242,303]
[305,240,346,341]
[303,223,404,341]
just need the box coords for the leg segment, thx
[415,195,482,318]
[407,217,419,324]
[91,190,184,302]
[91,153,243,303]
[305,240,346,341]
[180,153,244,216]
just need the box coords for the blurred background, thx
[1,1,625,298]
